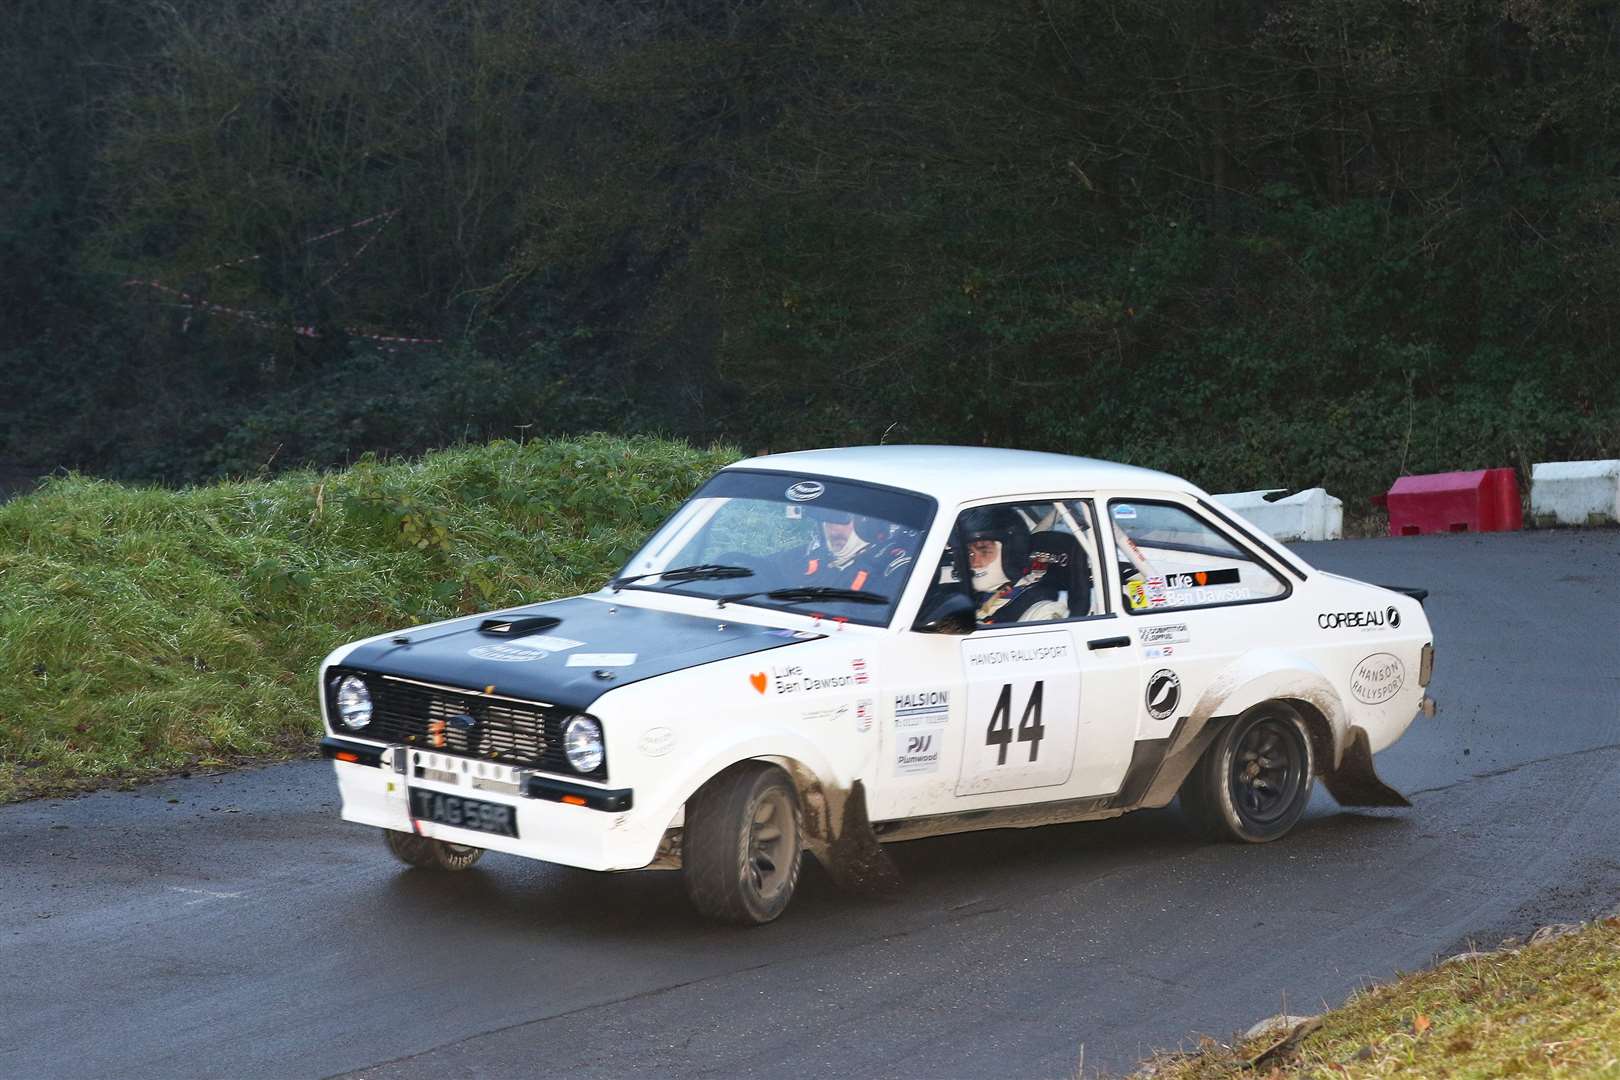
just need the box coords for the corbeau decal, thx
[1319,606,1401,631]
[1145,668,1182,720]
[785,480,825,502]
[1350,652,1406,705]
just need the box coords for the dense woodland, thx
[3,0,1618,500]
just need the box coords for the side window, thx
[935,500,1104,627]
[1108,500,1286,612]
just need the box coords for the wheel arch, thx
[1184,648,1351,771]
[1140,649,1351,808]
[660,737,852,852]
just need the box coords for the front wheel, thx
[383,828,485,871]
[682,763,803,925]
[1180,703,1315,843]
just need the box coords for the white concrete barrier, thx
[1530,460,1620,526]
[1213,488,1344,542]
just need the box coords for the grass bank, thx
[0,435,736,801]
[1132,917,1620,1079]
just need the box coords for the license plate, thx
[408,788,519,838]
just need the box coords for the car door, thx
[1103,494,1295,743]
[871,497,1139,821]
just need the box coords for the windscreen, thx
[614,470,934,626]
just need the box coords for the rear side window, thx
[1108,500,1287,612]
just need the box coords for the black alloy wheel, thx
[1181,702,1315,843]
[1228,717,1306,828]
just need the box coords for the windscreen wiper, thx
[608,564,754,591]
[716,586,889,608]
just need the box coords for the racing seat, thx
[994,531,1090,622]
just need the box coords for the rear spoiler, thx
[1379,584,1428,605]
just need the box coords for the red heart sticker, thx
[749,672,768,694]
[1195,571,1208,586]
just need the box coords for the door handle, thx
[1087,635,1131,651]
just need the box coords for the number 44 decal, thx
[985,681,1045,765]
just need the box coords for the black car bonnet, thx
[336,595,821,710]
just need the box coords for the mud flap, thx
[1322,727,1411,808]
[818,780,904,896]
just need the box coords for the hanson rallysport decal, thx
[637,726,676,757]
[1319,606,1402,631]
[467,635,585,662]
[1350,653,1406,705]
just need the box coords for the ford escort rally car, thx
[319,446,1435,924]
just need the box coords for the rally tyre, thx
[683,762,803,925]
[1180,702,1314,843]
[382,828,485,871]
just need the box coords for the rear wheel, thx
[683,763,803,925]
[383,828,485,871]
[1180,703,1314,843]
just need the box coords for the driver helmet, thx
[959,506,1030,594]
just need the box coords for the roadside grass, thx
[0,435,736,801]
[1130,918,1620,1079]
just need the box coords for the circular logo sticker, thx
[785,480,825,502]
[1386,605,1402,629]
[638,726,676,757]
[1350,652,1405,705]
[1145,668,1181,720]
[468,643,553,663]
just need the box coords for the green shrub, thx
[0,435,736,800]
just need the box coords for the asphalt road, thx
[4,530,1618,1079]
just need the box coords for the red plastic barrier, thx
[1386,468,1522,536]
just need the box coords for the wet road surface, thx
[3,529,1618,1078]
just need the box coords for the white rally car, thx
[320,447,1434,923]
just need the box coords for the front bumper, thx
[324,737,655,871]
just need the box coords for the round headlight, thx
[334,675,373,731]
[563,715,604,774]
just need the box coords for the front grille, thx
[330,670,604,781]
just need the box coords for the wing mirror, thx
[912,592,977,635]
